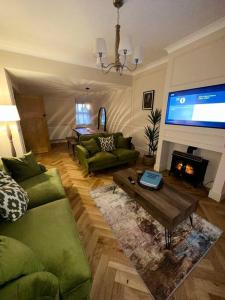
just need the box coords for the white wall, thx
[104,87,132,135]
[44,95,105,140]
[155,28,225,201]
[105,64,167,153]
[0,49,132,155]
[44,96,75,140]
[131,64,167,153]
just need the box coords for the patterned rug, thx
[90,184,222,300]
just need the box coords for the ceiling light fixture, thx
[95,0,143,75]
[85,87,90,96]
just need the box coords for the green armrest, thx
[0,272,59,300]
[76,145,89,158]
[76,145,90,171]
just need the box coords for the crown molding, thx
[132,56,168,76]
[165,17,225,54]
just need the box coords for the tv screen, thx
[165,83,225,129]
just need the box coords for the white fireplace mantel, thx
[155,125,225,202]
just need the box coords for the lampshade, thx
[96,38,107,56]
[132,46,143,64]
[118,35,132,55]
[0,105,20,122]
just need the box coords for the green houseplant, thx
[143,108,162,166]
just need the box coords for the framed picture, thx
[142,90,155,110]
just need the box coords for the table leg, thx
[165,228,172,249]
[72,144,75,157]
[189,214,193,227]
[113,185,117,194]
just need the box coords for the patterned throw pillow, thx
[98,136,115,152]
[0,171,29,222]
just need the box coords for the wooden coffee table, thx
[113,168,198,249]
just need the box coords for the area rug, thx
[90,184,222,300]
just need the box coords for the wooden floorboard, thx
[37,143,225,300]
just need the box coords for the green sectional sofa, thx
[76,132,139,173]
[0,161,92,300]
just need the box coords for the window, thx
[75,103,92,125]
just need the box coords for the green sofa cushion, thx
[2,152,44,182]
[0,235,44,286]
[117,136,132,149]
[20,168,66,209]
[81,138,100,155]
[112,148,139,161]
[0,198,92,299]
[0,272,59,300]
[88,151,117,168]
[104,132,123,146]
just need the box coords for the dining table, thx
[73,127,105,141]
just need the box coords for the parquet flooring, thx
[37,143,225,300]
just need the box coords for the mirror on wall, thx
[98,107,107,131]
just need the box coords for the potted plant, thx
[143,108,162,166]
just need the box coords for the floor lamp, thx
[0,105,20,157]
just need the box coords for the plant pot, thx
[143,155,155,166]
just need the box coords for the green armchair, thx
[76,132,139,173]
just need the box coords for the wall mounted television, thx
[165,83,225,129]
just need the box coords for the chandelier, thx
[95,0,143,75]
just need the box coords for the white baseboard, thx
[208,189,225,202]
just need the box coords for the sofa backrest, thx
[0,159,9,174]
[79,133,104,142]
[79,132,123,143]
[0,159,3,171]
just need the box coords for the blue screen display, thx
[165,83,225,129]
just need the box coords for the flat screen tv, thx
[165,83,225,129]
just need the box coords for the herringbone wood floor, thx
[37,143,225,300]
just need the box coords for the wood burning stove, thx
[169,150,208,187]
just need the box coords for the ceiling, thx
[8,69,124,99]
[0,0,225,70]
